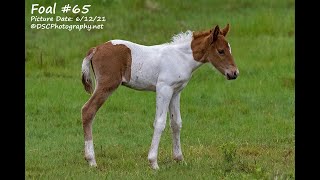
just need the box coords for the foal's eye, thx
[218,49,224,55]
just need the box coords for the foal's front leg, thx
[148,85,174,170]
[169,92,183,162]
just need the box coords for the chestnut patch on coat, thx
[91,42,132,90]
[191,30,212,62]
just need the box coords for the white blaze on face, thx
[228,43,232,54]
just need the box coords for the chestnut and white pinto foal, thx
[81,24,239,169]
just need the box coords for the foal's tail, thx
[81,47,96,94]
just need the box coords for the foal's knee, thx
[170,120,182,132]
[153,120,166,132]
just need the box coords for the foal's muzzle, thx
[226,69,239,80]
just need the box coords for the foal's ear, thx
[221,23,230,37]
[212,25,220,42]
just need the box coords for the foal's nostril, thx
[233,71,237,77]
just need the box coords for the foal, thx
[81,24,239,169]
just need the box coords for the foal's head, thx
[192,24,239,80]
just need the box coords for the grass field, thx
[25,0,295,179]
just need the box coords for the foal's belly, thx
[122,81,156,91]
[122,59,159,92]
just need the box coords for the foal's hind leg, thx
[81,81,120,167]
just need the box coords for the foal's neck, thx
[166,38,204,72]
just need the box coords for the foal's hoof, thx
[85,156,97,167]
[150,162,159,170]
[88,160,97,167]
[173,154,184,162]
[148,156,159,170]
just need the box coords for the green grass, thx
[26,0,294,179]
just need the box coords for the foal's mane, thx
[166,29,211,45]
[168,30,193,45]
[192,29,211,39]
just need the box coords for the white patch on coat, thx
[110,31,202,92]
[85,140,95,157]
[84,140,97,166]
[82,57,91,80]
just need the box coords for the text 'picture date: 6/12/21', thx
[30,16,107,22]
